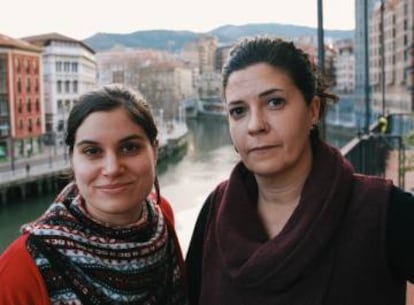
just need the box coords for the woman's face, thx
[71,107,157,226]
[225,63,320,179]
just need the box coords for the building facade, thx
[334,39,356,94]
[96,49,169,87]
[370,0,414,116]
[0,34,44,162]
[138,63,194,120]
[23,33,97,145]
[354,0,377,129]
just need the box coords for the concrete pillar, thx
[19,184,27,200]
[53,177,59,191]
[46,177,52,192]
[1,189,7,206]
[37,180,43,195]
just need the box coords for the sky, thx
[2,0,355,40]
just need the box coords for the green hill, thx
[83,23,354,52]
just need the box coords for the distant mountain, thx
[210,23,353,44]
[84,30,200,52]
[83,23,354,52]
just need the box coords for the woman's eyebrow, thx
[258,88,283,98]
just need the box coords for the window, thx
[35,99,40,111]
[57,120,64,131]
[18,98,22,113]
[56,61,62,72]
[25,59,30,73]
[28,119,32,133]
[65,80,70,93]
[35,78,39,92]
[15,58,21,72]
[72,62,78,73]
[73,80,78,93]
[64,62,70,72]
[57,100,63,113]
[0,57,6,93]
[27,99,32,112]
[57,80,62,93]
[26,78,31,92]
[34,60,39,73]
[17,78,22,93]
[65,100,71,111]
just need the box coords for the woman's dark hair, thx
[222,36,337,139]
[65,84,161,203]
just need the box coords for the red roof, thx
[0,33,42,53]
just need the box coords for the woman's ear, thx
[310,96,321,125]
[153,139,159,161]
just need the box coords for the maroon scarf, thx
[199,140,393,304]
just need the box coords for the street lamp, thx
[363,0,371,133]
[9,136,15,174]
[380,0,386,115]
[317,0,326,139]
[48,137,53,168]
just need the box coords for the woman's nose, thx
[102,153,124,176]
[248,109,268,134]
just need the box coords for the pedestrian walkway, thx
[0,158,69,185]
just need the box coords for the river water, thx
[0,119,354,254]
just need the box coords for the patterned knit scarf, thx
[22,182,188,305]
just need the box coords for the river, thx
[0,119,354,254]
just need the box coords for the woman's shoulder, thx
[387,185,414,281]
[0,234,31,268]
[160,196,175,227]
[0,234,50,305]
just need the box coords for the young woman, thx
[186,36,414,305]
[0,85,188,305]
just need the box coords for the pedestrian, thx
[185,36,414,305]
[0,85,188,305]
[25,162,30,177]
[379,114,389,134]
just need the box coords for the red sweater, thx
[0,196,179,304]
[0,234,51,305]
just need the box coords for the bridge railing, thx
[341,113,413,189]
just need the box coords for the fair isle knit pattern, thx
[22,182,187,305]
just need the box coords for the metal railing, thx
[341,114,412,189]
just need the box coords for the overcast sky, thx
[2,0,355,40]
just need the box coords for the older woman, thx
[186,36,414,305]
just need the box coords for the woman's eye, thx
[120,142,139,154]
[228,107,245,118]
[268,97,285,108]
[83,146,101,156]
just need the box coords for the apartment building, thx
[182,35,221,99]
[96,48,175,87]
[354,0,377,128]
[23,33,97,145]
[138,62,194,120]
[0,34,44,161]
[334,39,356,93]
[369,0,413,116]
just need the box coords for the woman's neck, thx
[255,147,313,207]
[255,150,313,238]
